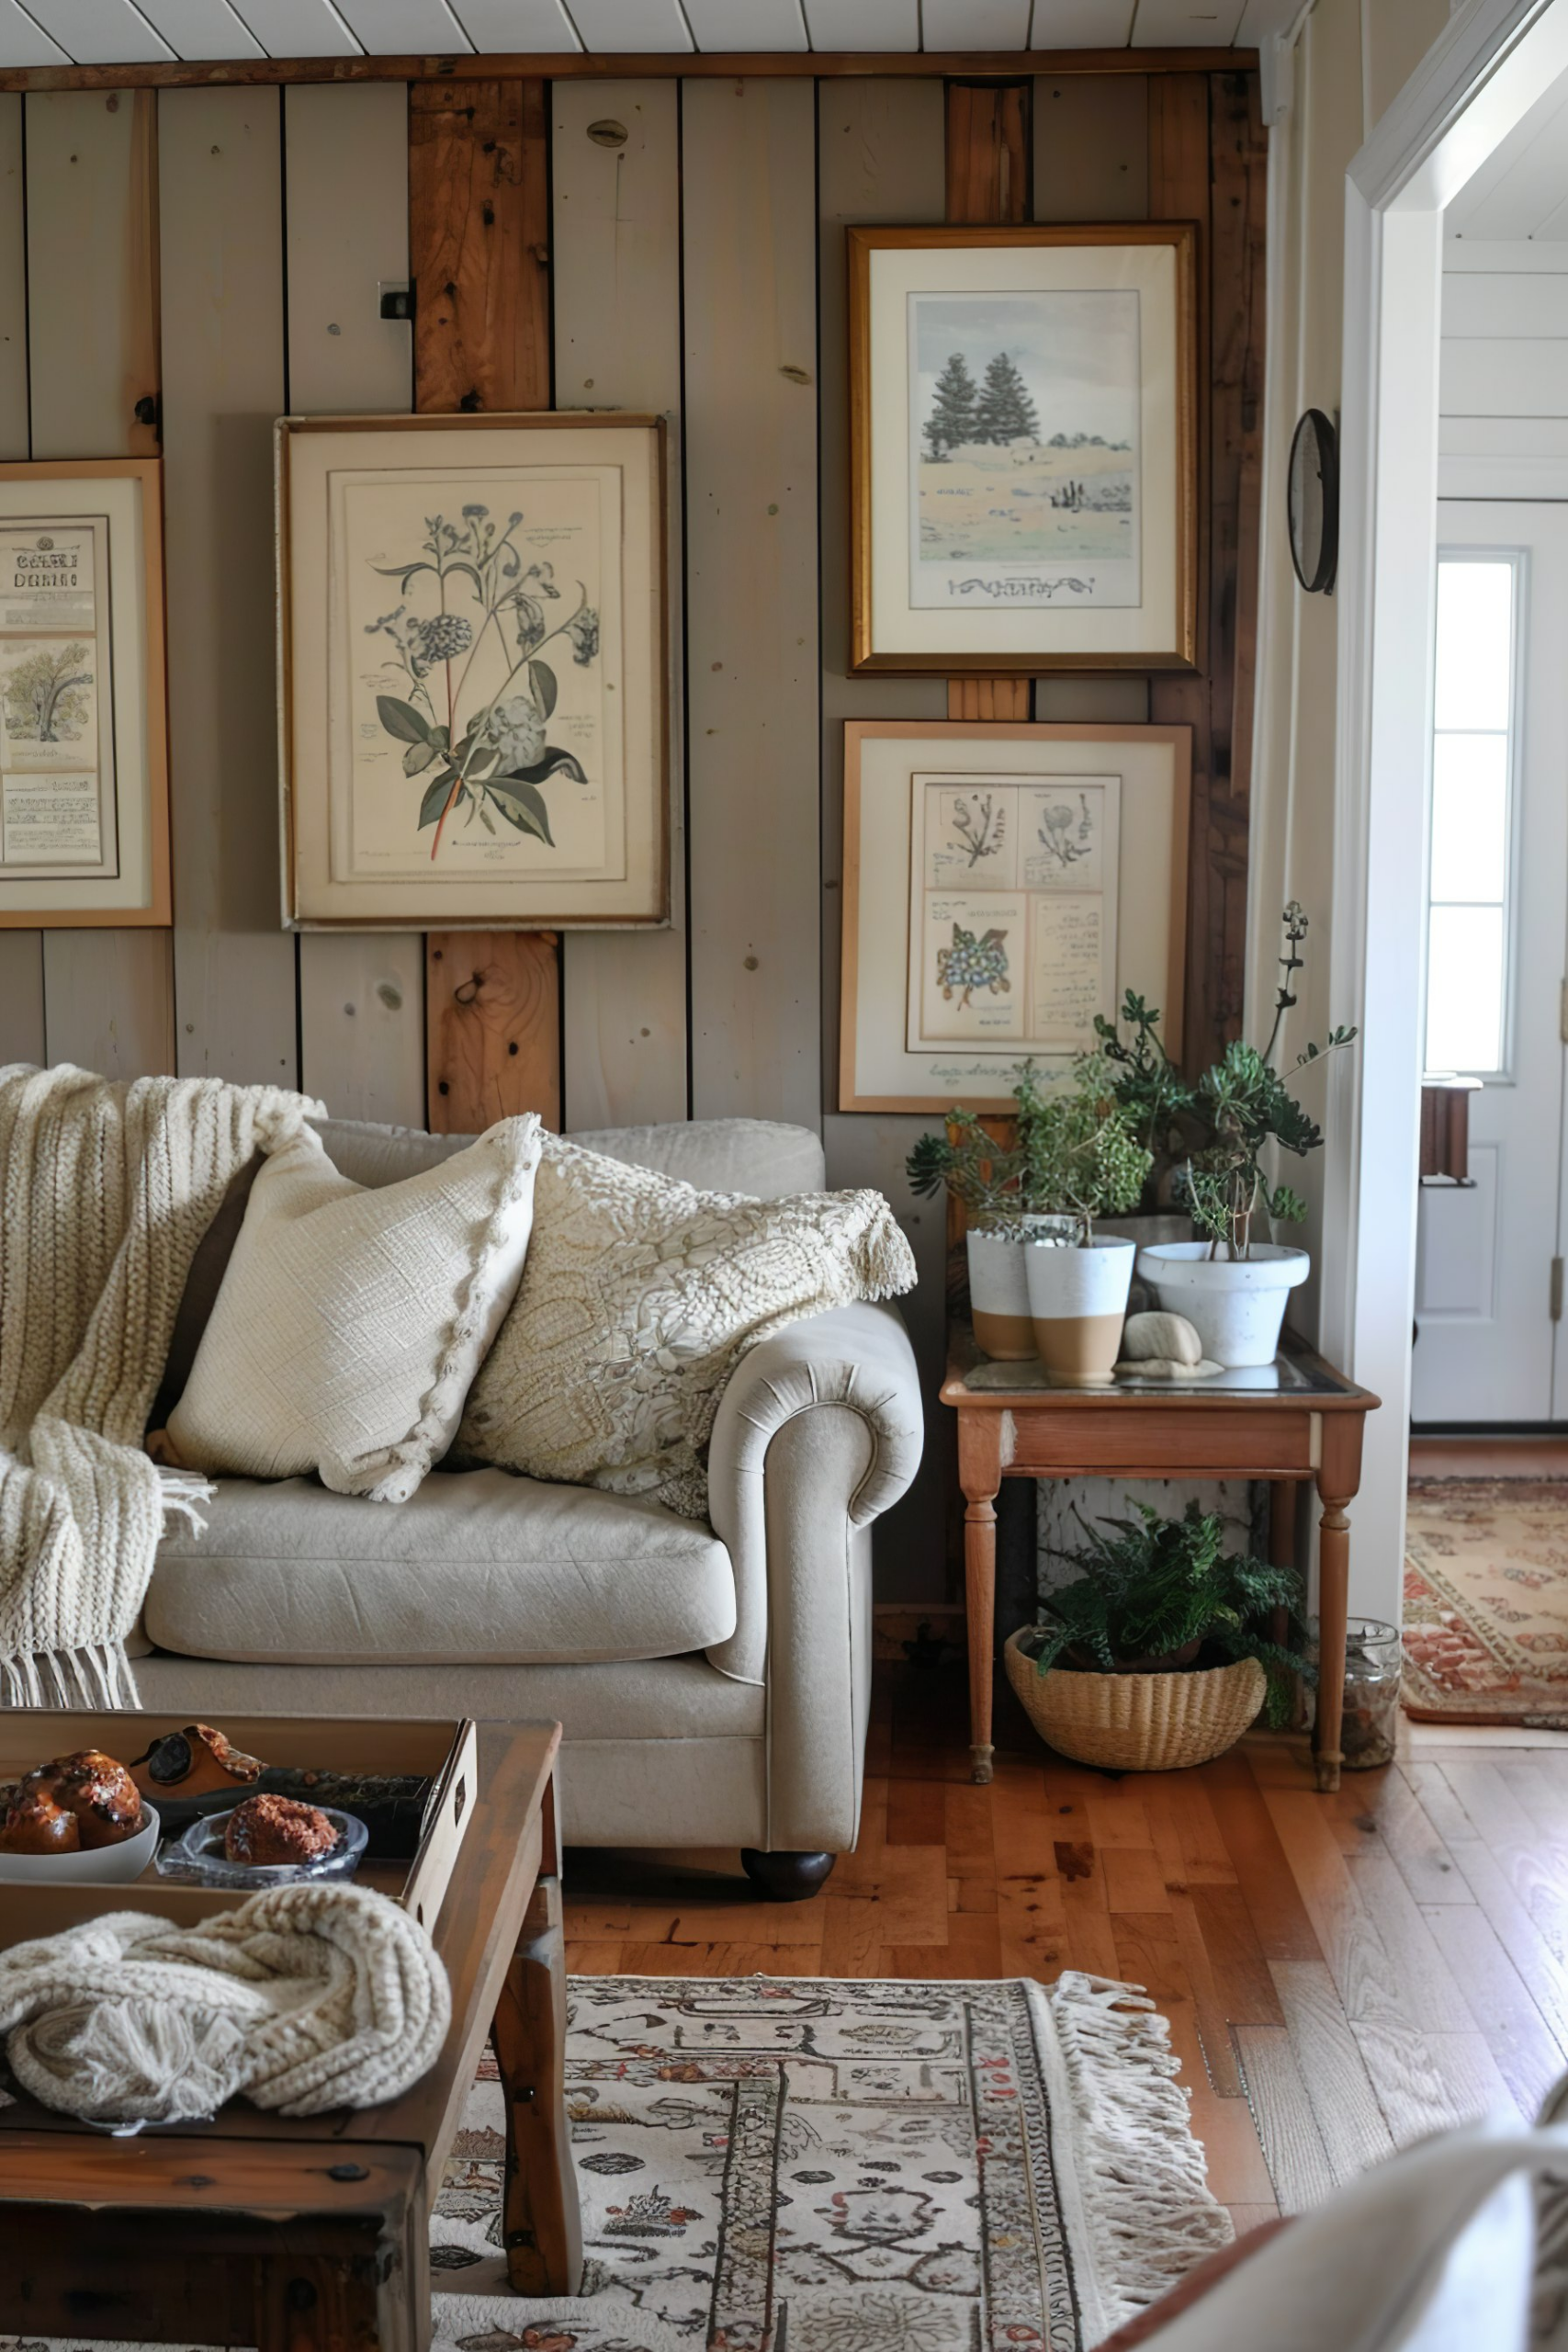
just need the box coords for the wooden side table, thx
[940,1328,1381,1792]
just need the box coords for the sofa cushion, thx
[312,1114,826,1199]
[145,1469,738,1667]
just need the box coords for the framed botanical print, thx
[840,720,1190,1114]
[278,412,668,931]
[0,459,170,929]
[849,226,1198,673]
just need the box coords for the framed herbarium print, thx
[278,413,668,930]
[849,226,1198,673]
[840,720,1191,1114]
[0,460,170,929]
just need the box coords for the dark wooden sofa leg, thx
[740,1849,836,1902]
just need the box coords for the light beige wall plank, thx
[0,933,43,1065]
[160,87,299,1088]
[0,95,26,458]
[285,81,424,1126]
[0,96,40,1063]
[1032,69,1148,220]
[554,79,687,1131]
[28,86,171,1078]
[683,77,819,1129]
[42,930,175,1077]
[818,78,947,1603]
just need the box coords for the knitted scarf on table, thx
[0,1882,450,2126]
[0,1063,320,1707]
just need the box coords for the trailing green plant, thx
[1179,902,1358,1260]
[1091,989,1197,1163]
[905,1058,1151,1241]
[1014,1498,1313,1729]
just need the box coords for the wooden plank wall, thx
[0,62,1264,1596]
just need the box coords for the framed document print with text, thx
[0,460,169,929]
[279,412,668,931]
[849,225,1198,673]
[840,720,1191,1114]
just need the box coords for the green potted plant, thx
[905,1076,1076,1363]
[1003,1498,1312,1770]
[1015,1061,1152,1384]
[1139,903,1358,1367]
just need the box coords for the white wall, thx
[1440,240,1568,498]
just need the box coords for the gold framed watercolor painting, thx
[840,720,1191,1114]
[0,459,170,930]
[849,225,1198,674]
[278,412,668,931]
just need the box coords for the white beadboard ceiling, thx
[0,0,1284,64]
[1446,69,1568,242]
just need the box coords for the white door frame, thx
[1325,0,1568,1619]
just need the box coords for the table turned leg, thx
[491,1874,583,2296]
[1313,1417,1366,1794]
[958,1411,1005,1785]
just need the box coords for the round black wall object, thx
[1287,407,1339,594]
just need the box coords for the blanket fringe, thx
[0,1638,140,1710]
[157,1464,216,1538]
[1038,1970,1234,2324]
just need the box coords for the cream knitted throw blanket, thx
[0,1882,450,2126]
[0,1062,319,1706]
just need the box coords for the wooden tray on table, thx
[0,1709,478,1940]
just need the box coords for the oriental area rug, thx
[1404,1477,1568,1727]
[0,1971,1230,2352]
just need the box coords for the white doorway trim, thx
[1325,0,1568,1618]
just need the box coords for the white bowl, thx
[0,1803,159,1884]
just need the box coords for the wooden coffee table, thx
[0,1714,581,2350]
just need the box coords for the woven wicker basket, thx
[1003,1630,1268,1771]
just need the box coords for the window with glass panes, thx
[1426,555,1519,1079]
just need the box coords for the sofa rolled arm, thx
[704,1302,922,1851]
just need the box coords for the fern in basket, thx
[1017,1499,1313,1730]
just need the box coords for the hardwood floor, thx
[562,1663,1568,2236]
[1409,1435,1568,1477]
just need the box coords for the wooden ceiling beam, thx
[0,48,1258,93]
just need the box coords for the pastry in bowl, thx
[0,1749,143,1853]
[224,1792,339,1867]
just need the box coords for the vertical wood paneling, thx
[27,88,173,1077]
[684,77,819,1128]
[1148,73,1217,1073]
[411,78,560,1131]
[552,80,687,1131]
[160,88,299,1086]
[0,96,41,1067]
[286,82,425,1127]
[819,78,947,1597]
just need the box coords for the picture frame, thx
[849,225,1199,675]
[278,412,669,932]
[840,719,1191,1114]
[0,459,170,930]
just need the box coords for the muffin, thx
[0,1788,81,1853]
[224,1792,338,1867]
[10,1750,141,1849]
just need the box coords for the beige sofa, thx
[132,1114,923,1897]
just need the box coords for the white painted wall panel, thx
[0,95,25,458]
[683,0,806,47]
[446,0,581,42]
[23,0,174,62]
[229,0,360,54]
[923,0,1028,44]
[1444,269,1568,338]
[801,0,915,50]
[1445,238,1568,271]
[1440,337,1568,418]
[333,0,470,48]
[135,0,264,55]
[567,0,692,48]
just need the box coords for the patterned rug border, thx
[1404,1476,1568,1728]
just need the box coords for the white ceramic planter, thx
[1136,1240,1310,1368]
[1023,1233,1135,1385]
[966,1218,1075,1360]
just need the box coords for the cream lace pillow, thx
[455,1137,917,1520]
[164,1115,542,1503]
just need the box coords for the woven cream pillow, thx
[455,1136,917,1520]
[165,1115,543,1503]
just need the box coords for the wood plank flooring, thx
[562,1664,1568,2235]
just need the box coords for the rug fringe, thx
[1036,1970,1234,2326]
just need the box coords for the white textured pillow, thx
[455,1136,917,1520]
[166,1115,542,1503]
